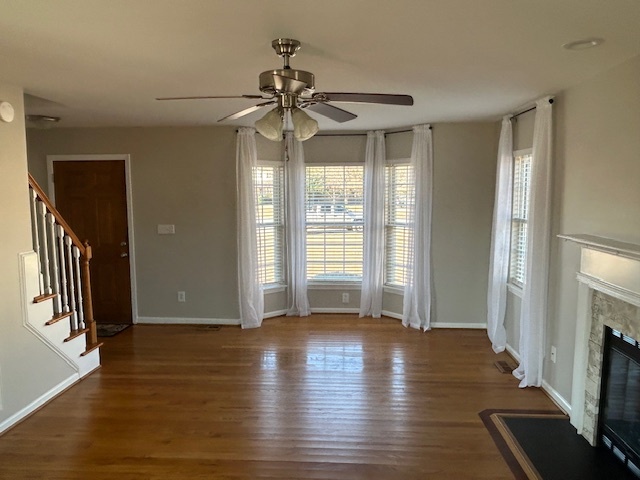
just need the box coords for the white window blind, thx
[509,151,533,288]
[305,165,364,282]
[254,164,285,285]
[385,162,415,287]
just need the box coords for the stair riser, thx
[20,252,100,375]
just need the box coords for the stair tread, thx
[33,293,56,303]
[64,328,89,342]
[45,311,73,325]
[81,342,103,357]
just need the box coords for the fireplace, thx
[599,327,640,475]
[561,234,640,477]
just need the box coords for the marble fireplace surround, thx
[560,234,640,446]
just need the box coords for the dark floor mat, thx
[480,409,637,479]
[96,324,130,337]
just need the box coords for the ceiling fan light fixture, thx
[292,108,319,141]
[255,107,283,141]
[25,114,60,129]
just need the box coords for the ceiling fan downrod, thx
[259,39,315,97]
[272,38,301,69]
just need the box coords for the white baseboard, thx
[505,343,520,362]
[0,374,79,435]
[137,313,485,330]
[310,308,360,314]
[381,310,486,329]
[541,380,572,415]
[431,322,487,329]
[137,316,240,325]
[263,309,288,319]
[506,343,572,415]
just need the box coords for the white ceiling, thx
[2,0,640,131]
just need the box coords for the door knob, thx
[120,252,128,257]
[120,241,128,246]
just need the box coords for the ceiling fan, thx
[156,38,414,141]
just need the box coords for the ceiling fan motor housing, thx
[259,69,315,96]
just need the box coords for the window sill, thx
[383,285,405,295]
[263,284,287,294]
[307,282,361,290]
[507,283,524,298]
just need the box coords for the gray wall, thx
[504,54,640,403]
[431,123,499,325]
[303,125,498,325]
[27,126,239,321]
[545,54,640,401]
[384,125,499,325]
[0,83,76,423]
[27,122,498,326]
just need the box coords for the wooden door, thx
[53,160,132,324]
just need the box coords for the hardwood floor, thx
[0,315,558,479]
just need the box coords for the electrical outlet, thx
[342,293,349,304]
[177,291,186,302]
[550,346,557,363]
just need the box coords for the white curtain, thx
[284,132,310,316]
[236,127,263,329]
[486,116,513,353]
[359,131,386,318]
[513,97,553,388]
[402,124,433,331]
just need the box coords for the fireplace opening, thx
[599,327,640,477]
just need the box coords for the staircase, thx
[25,173,101,377]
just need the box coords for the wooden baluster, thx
[47,213,62,314]
[72,246,85,331]
[65,235,78,332]
[30,189,44,294]
[57,226,70,314]
[82,242,98,347]
[37,201,52,294]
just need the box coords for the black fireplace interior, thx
[599,327,640,477]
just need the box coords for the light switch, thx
[157,224,175,235]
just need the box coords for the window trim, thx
[384,158,414,288]
[508,148,533,291]
[304,163,365,285]
[255,159,286,288]
[507,282,524,298]
[385,157,411,165]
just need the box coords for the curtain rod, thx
[512,98,554,119]
[296,126,432,137]
[235,126,431,136]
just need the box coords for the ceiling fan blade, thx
[314,92,414,106]
[303,102,357,123]
[156,94,270,101]
[272,74,307,95]
[218,101,276,122]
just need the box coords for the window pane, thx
[509,153,532,287]
[385,163,415,286]
[305,165,364,281]
[254,165,284,285]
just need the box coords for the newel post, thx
[82,241,98,346]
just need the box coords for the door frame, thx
[46,154,139,324]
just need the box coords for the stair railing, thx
[28,173,99,353]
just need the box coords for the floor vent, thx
[494,360,514,373]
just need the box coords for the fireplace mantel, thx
[560,233,640,446]
[558,234,640,261]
